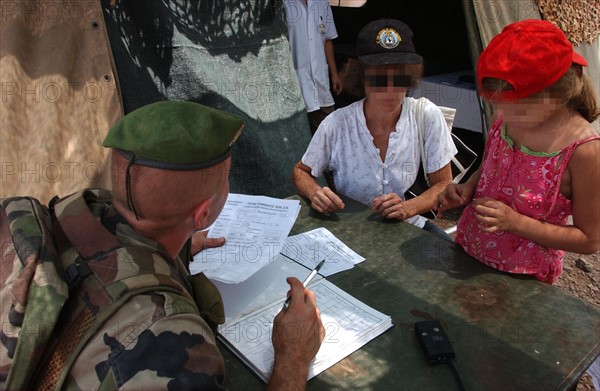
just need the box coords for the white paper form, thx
[190,194,300,283]
[212,253,323,321]
[218,279,393,382]
[280,227,365,276]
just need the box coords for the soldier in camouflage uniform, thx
[0,101,324,390]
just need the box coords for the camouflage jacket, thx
[1,189,226,390]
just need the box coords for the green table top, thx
[219,197,600,390]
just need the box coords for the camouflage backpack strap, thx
[36,190,202,389]
[188,272,225,334]
[0,196,69,391]
[179,240,225,334]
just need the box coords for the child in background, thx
[435,19,600,284]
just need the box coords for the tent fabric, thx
[0,0,122,203]
[102,0,312,198]
[537,0,600,132]
[472,1,543,48]
[460,0,489,138]
[536,0,600,45]
[1,0,315,203]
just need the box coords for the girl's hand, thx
[434,183,474,217]
[473,197,520,233]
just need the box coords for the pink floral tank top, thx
[456,118,600,284]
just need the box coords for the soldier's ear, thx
[192,198,212,230]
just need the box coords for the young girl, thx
[435,19,600,284]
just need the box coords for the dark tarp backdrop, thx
[102,0,312,198]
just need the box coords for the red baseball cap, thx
[477,19,588,101]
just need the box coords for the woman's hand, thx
[309,187,345,215]
[293,161,345,215]
[373,193,412,220]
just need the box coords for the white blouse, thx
[301,97,458,227]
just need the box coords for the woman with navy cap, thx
[293,19,457,239]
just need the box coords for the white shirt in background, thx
[285,0,338,113]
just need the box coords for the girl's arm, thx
[475,140,600,253]
[434,164,482,215]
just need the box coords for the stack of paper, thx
[281,227,365,276]
[201,195,391,382]
[218,278,393,382]
[212,254,314,320]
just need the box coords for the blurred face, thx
[489,92,563,129]
[364,64,412,112]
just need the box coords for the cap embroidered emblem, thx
[376,28,401,49]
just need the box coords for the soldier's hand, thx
[191,230,225,255]
[272,277,324,366]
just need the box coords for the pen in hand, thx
[283,259,325,309]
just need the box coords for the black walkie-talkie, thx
[414,320,455,364]
[415,320,467,391]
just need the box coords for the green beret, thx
[103,101,244,170]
